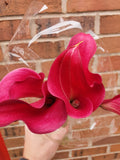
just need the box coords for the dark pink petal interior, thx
[65,96,93,118]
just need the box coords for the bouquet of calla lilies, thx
[0,33,119,134]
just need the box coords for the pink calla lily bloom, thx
[48,33,105,118]
[0,68,67,133]
[0,33,106,133]
[101,95,120,115]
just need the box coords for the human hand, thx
[23,125,68,160]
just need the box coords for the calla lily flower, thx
[101,95,120,115]
[0,68,44,102]
[0,68,67,133]
[48,33,105,118]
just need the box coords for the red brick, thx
[0,46,3,62]
[4,137,24,148]
[0,126,24,138]
[110,144,120,152]
[53,151,69,159]
[41,60,54,77]
[11,158,22,160]
[9,43,39,61]
[92,153,120,160]
[72,147,107,157]
[101,73,118,88]
[72,119,90,130]
[8,148,23,158]
[114,126,120,134]
[0,20,31,41]
[9,41,63,61]
[100,15,120,34]
[97,55,120,72]
[69,158,88,160]
[35,16,95,38]
[72,127,109,139]
[30,41,65,59]
[58,138,88,150]
[93,136,120,146]
[11,158,21,160]
[91,107,112,117]
[93,115,117,128]
[67,0,120,12]
[105,90,118,99]
[0,0,61,16]
[96,36,120,54]
[0,62,35,80]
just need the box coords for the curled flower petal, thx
[0,68,44,101]
[31,81,56,108]
[48,33,105,118]
[101,95,120,114]
[0,99,67,134]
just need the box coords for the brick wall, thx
[0,0,120,160]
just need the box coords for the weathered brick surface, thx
[0,0,61,17]
[0,46,3,62]
[93,136,120,146]
[97,55,120,72]
[0,62,36,80]
[72,127,109,139]
[101,73,118,88]
[110,144,120,152]
[93,115,118,128]
[0,126,24,138]
[8,148,23,158]
[100,15,120,34]
[0,20,31,41]
[67,0,120,12]
[92,153,120,160]
[105,90,118,99]
[91,107,112,117]
[35,16,95,37]
[96,36,120,54]
[72,147,107,157]
[53,151,69,159]
[58,138,88,150]
[72,119,90,130]
[4,137,24,148]
[41,60,54,77]
[30,41,65,59]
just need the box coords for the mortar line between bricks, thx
[0,58,55,65]
[55,156,89,160]
[99,33,120,38]
[52,141,115,153]
[94,52,120,57]
[100,71,120,76]
[7,146,24,151]
[94,13,100,34]
[0,124,25,128]
[0,37,70,45]
[61,0,67,13]
[1,33,120,45]
[105,86,120,91]
[90,151,120,158]
[0,10,120,21]
[4,135,24,139]
[0,13,97,21]
[100,70,120,74]
[106,144,110,153]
